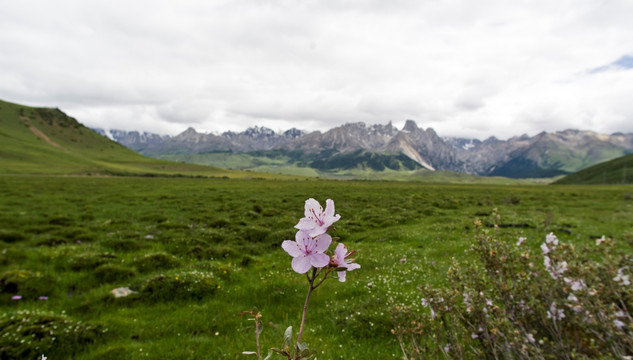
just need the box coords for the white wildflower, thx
[564,277,587,291]
[547,302,565,322]
[541,243,551,254]
[614,267,631,286]
[546,233,559,246]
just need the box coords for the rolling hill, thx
[0,99,278,178]
[553,152,633,184]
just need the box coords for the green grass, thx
[1,175,632,359]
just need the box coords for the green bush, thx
[101,238,146,252]
[0,310,105,359]
[390,214,633,359]
[93,264,136,283]
[0,230,27,243]
[133,252,180,273]
[140,271,218,302]
[68,252,117,270]
[0,269,55,301]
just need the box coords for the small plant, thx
[242,198,360,359]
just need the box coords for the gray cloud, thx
[0,0,632,140]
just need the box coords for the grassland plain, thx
[0,175,632,359]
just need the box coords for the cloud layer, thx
[1,0,632,139]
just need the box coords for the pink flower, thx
[295,198,340,237]
[11,295,22,300]
[282,230,332,273]
[330,243,360,282]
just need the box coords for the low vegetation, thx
[1,175,632,359]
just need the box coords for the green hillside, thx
[553,152,633,184]
[0,99,287,179]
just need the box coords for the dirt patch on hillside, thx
[21,116,66,150]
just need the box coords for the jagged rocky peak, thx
[402,119,419,132]
[284,128,304,138]
[243,125,275,137]
[368,121,398,135]
[181,127,198,136]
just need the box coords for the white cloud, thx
[0,0,632,139]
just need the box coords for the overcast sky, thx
[1,0,632,140]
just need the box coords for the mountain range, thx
[94,121,633,178]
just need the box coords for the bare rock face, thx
[93,122,633,178]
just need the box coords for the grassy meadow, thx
[1,175,632,359]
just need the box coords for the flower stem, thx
[297,268,316,343]
[255,323,261,360]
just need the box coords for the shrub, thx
[93,264,136,283]
[67,252,117,271]
[0,269,55,301]
[390,215,633,359]
[164,237,210,258]
[0,231,27,243]
[47,215,74,226]
[140,271,218,302]
[0,310,105,359]
[133,252,180,273]
[240,226,269,242]
[35,235,69,247]
[101,238,146,252]
[208,246,238,260]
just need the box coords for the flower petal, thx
[307,226,328,238]
[313,233,332,253]
[291,256,312,274]
[334,243,347,264]
[295,218,316,231]
[294,229,314,252]
[337,270,347,282]
[346,263,361,271]
[309,253,330,268]
[304,198,323,220]
[281,240,304,257]
[324,199,336,218]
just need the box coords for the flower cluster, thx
[282,198,359,282]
